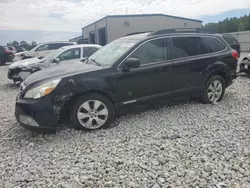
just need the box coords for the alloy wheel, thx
[77,100,108,129]
[207,80,223,103]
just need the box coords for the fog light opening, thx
[19,115,39,127]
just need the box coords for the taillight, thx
[232,50,239,59]
[4,49,10,53]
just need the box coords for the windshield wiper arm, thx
[89,58,101,66]
[81,57,89,63]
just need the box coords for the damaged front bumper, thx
[15,95,58,133]
[239,59,250,74]
[8,68,38,82]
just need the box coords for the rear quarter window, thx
[222,35,238,44]
[202,37,226,53]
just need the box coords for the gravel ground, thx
[0,60,250,188]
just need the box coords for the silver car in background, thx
[8,44,102,83]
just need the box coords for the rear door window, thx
[171,36,207,59]
[202,37,226,53]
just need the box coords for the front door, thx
[114,37,173,105]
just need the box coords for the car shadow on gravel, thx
[0,83,19,91]
[116,97,196,116]
[238,74,250,79]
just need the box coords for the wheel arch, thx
[64,78,115,108]
[203,61,230,86]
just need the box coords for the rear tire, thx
[71,93,114,131]
[201,75,225,104]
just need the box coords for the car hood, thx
[24,62,102,86]
[9,57,43,69]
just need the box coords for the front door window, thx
[58,48,80,61]
[128,38,168,66]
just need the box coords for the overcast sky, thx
[0,0,249,32]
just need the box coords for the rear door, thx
[170,36,209,96]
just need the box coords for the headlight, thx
[24,79,61,99]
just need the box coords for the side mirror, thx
[122,58,140,71]
[53,58,60,64]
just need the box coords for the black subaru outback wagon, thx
[15,29,238,133]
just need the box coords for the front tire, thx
[71,93,114,131]
[201,75,225,104]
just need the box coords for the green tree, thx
[204,14,250,33]
[31,41,37,48]
[6,41,38,51]
[11,41,19,48]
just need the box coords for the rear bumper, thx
[8,54,15,62]
[15,96,58,133]
[226,71,237,87]
[4,54,15,62]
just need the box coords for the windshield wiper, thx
[89,58,101,66]
[81,57,89,63]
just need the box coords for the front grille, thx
[8,68,21,79]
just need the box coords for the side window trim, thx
[58,48,80,60]
[170,35,228,61]
[202,36,227,53]
[170,36,205,60]
[117,36,170,70]
[35,44,49,52]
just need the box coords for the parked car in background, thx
[221,34,240,56]
[240,53,250,75]
[20,41,76,60]
[16,46,26,53]
[0,46,15,65]
[14,28,239,133]
[5,46,17,54]
[8,44,102,83]
[13,51,28,62]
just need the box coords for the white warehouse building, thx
[81,14,203,45]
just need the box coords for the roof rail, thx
[125,31,152,36]
[149,28,216,36]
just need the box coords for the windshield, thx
[88,37,141,67]
[42,48,65,61]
